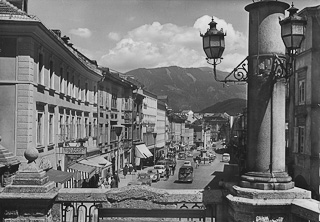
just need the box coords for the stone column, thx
[0,146,58,221]
[240,0,294,190]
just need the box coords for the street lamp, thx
[152,132,157,165]
[201,2,307,190]
[113,125,124,176]
[278,3,307,78]
[200,18,227,82]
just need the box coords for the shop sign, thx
[63,146,87,155]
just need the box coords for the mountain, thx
[125,66,247,112]
[199,98,247,116]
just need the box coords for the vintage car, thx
[154,165,166,177]
[178,166,194,183]
[127,172,152,186]
[222,153,230,163]
[147,169,160,182]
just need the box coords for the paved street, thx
[118,141,230,190]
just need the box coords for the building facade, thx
[287,5,320,199]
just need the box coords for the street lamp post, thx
[113,125,124,176]
[201,1,306,190]
[152,132,157,165]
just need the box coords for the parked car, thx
[222,153,230,163]
[127,172,152,186]
[178,152,186,160]
[154,165,166,177]
[178,166,194,183]
[187,152,193,157]
[147,169,160,182]
[197,146,203,151]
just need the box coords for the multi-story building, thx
[0,0,142,187]
[155,99,167,160]
[287,5,320,200]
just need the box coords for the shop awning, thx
[46,169,74,183]
[135,144,153,158]
[78,155,112,168]
[68,162,96,174]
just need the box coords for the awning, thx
[78,154,112,168]
[69,162,96,174]
[46,169,74,183]
[135,144,153,158]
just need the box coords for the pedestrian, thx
[172,164,176,175]
[113,173,120,188]
[81,178,89,188]
[129,163,133,174]
[133,163,137,173]
[123,164,128,178]
[165,166,170,179]
[110,177,116,188]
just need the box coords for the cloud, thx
[99,16,247,73]
[108,32,121,41]
[69,28,92,38]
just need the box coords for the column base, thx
[240,171,294,190]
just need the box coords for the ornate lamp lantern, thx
[278,3,307,77]
[201,18,225,60]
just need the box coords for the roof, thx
[0,0,102,77]
[0,0,38,21]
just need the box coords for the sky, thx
[28,0,320,73]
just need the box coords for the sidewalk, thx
[118,166,154,188]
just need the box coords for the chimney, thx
[51,30,61,38]
[7,0,28,13]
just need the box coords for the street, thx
[152,150,225,189]
[118,141,229,190]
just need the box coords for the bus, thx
[178,166,194,183]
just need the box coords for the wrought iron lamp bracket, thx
[207,57,248,83]
[272,54,294,80]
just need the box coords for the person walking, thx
[165,166,170,180]
[110,176,116,188]
[113,173,120,188]
[128,163,133,174]
[123,164,128,178]
[172,164,176,176]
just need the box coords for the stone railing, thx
[0,146,319,222]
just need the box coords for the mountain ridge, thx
[125,66,247,112]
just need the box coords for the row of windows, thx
[37,52,97,103]
[36,111,98,147]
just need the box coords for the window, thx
[94,86,97,104]
[66,72,70,96]
[71,75,75,98]
[105,124,108,143]
[298,126,305,153]
[70,116,75,140]
[49,61,54,89]
[77,117,81,139]
[60,68,64,94]
[38,53,44,85]
[85,82,88,102]
[99,124,103,143]
[65,116,70,141]
[124,127,129,139]
[37,112,44,146]
[78,79,81,100]
[48,114,54,144]
[93,118,97,137]
[85,118,89,137]
[59,115,65,142]
[298,79,305,105]
[111,93,117,109]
